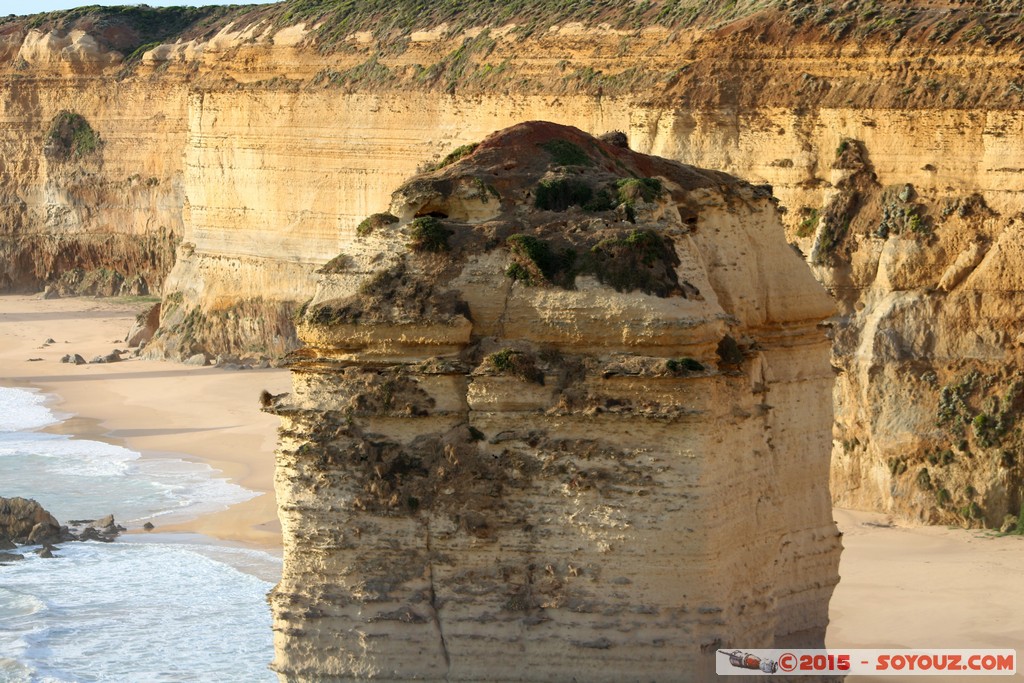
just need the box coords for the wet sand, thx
[0,294,290,547]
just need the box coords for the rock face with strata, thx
[6,1,1020,526]
[266,122,841,681]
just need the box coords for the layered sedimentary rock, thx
[4,2,1024,522]
[266,122,841,681]
[796,138,1024,528]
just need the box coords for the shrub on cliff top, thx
[539,139,592,167]
[615,177,663,204]
[534,178,593,211]
[356,212,399,237]
[408,216,452,253]
[432,142,479,170]
[587,229,681,297]
[505,234,575,287]
[45,111,100,160]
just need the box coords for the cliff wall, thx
[266,121,841,681]
[2,1,1023,534]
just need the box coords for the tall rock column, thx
[267,122,841,682]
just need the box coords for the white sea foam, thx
[0,386,280,681]
[0,430,258,524]
[0,542,277,682]
[0,388,58,432]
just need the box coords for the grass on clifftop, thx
[19,5,239,58]
[11,0,1024,64]
[274,0,779,50]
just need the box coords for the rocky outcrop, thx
[805,143,1024,527]
[266,122,841,681]
[3,2,1024,523]
[0,496,125,547]
[0,496,62,545]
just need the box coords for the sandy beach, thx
[1,294,1021,679]
[0,294,291,547]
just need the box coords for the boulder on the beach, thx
[60,353,87,365]
[128,303,161,348]
[185,353,209,366]
[90,351,122,364]
[0,497,62,544]
[125,303,160,348]
[143,522,155,530]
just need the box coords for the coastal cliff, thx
[1,2,1023,542]
[265,121,841,681]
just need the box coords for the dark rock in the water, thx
[0,552,25,563]
[27,520,62,545]
[0,497,62,544]
[0,539,15,550]
[79,527,101,541]
[38,547,54,558]
[143,522,155,530]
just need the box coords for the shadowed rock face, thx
[0,497,61,545]
[266,122,842,682]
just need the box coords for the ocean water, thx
[0,387,280,682]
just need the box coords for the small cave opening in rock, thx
[414,209,449,219]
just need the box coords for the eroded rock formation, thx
[3,0,1023,531]
[266,122,841,681]
[803,138,1024,528]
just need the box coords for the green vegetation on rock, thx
[433,142,479,170]
[408,216,452,253]
[540,139,592,167]
[46,111,100,160]
[587,229,680,296]
[534,178,594,211]
[356,212,399,237]
[505,234,576,287]
[485,349,544,384]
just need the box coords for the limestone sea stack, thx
[266,122,842,682]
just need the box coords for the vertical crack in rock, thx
[425,522,452,680]
[270,121,841,682]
